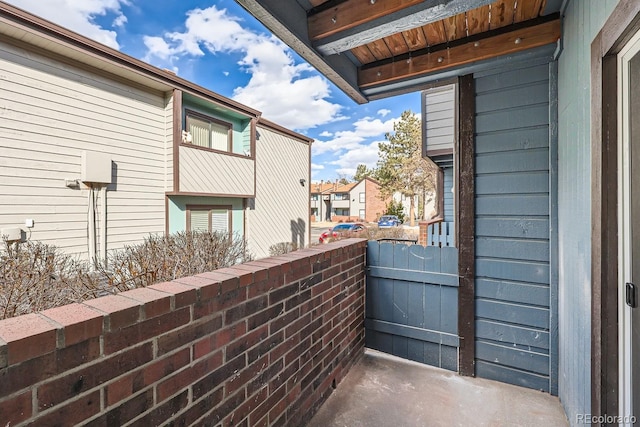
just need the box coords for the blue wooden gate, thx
[365,241,459,371]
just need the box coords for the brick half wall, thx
[0,239,367,426]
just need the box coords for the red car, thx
[319,223,366,244]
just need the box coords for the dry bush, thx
[0,231,252,319]
[337,226,413,242]
[98,231,253,292]
[268,242,299,257]
[0,239,100,319]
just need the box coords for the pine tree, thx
[353,164,372,182]
[375,110,437,226]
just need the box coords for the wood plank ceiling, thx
[306,0,559,90]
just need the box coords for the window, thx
[187,205,231,235]
[359,192,365,203]
[185,111,232,152]
[359,209,365,219]
[311,194,318,201]
[333,193,348,201]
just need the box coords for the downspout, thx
[88,185,96,266]
[100,186,107,266]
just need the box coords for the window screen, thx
[211,209,229,233]
[190,210,209,231]
[186,112,231,151]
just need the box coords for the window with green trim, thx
[185,111,232,152]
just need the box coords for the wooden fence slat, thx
[368,266,459,287]
[365,319,460,347]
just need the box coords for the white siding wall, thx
[165,94,174,193]
[349,180,366,218]
[423,84,456,154]
[179,146,255,196]
[557,0,619,421]
[248,125,309,259]
[0,41,170,259]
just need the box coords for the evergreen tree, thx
[353,164,372,182]
[375,110,437,226]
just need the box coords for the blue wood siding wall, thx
[474,61,553,392]
[443,166,454,222]
[557,0,619,421]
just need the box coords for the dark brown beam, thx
[359,18,560,88]
[457,73,475,377]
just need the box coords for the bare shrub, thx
[268,242,299,257]
[97,231,253,292]
[0,238,100,319]
[0,231,253,319]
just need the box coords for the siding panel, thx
[0,40,169,260]
[443,166,454,222]
[178,147,255,195]
[474,61,552,392]
[246,125,310,259]
[423,84,455,154]
[556,0,619,420]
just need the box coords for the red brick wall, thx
[419,221,428,246]
[0,239,367,426]
[365,180,389,223]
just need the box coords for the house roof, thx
[0,2,261,120]
[0,0,312,140]
[257,118,314,144]
[311,183,335,194]
[235,0,563,103]
[332,182,357,193]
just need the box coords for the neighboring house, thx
[339,177,388,222]
[310,182,334,221]
[329,182,357,220]
[311,178,388,222]
[0,3,310,262]
[238,0,640,423]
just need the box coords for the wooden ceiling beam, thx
[310,0,495,55]
[358,18,560,88]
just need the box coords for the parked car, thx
[319,223,366,244]
[378,215,401,228]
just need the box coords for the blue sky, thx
[6,0,421,182]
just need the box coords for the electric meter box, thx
[81,151,112,184]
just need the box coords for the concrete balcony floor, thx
[307,349,568,427]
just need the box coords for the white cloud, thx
[112,13,127,28]
[142,6,343,131]
[223,71,230,77]
[5,0,128,49]
[311,163,325,170]
[143,36,174,60]
[330,141,381,178]
[312,115,398,155]
[319,131,333,137]
[377,109,391,117]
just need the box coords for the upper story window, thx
[311,194,318,201]
[333,193,349,201]
[359,192,365,203]
[185,110,232,152]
